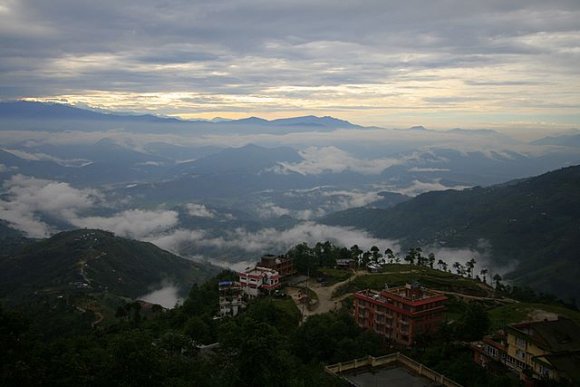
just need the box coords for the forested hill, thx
[0,229,218,302]
[322,165,580,302]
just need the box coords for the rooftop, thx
[357,283,447,305]
[541,351,580,383]
[326,353,461,387]
[343,366,437,387]
[240,266,280,277]
[509,318,580,353]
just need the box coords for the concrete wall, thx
[325,353,463,387]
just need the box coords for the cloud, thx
[1,1,578,130]
[274,146,401,175]
[390,179,471,196]
[71,209,179,239]
[253,188,383,221]
[185,203,215,218]
[0,174,178,239]
[1,148,89,166]
[150,222,400,260]
[146,229,206,253]
[0,117,566,155]
[408,167,451,172]
[255,203,291,219]
[320,190,383,209]
[0,174,99,237]
[255,203,327,221]
[424,240,518,278]
[139,284,182,309]
[206,259,258,273]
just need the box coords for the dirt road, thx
[288,270,364,320]
[288,269,515,321]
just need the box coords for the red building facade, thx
[353,283,447,346]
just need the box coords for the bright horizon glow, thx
[2,1,579,135]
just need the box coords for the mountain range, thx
[2,101,580,304]
[0,101,362,133]
[322,165,580,302]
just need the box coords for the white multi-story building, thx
[218,280,244,317]
[238,266,281,298]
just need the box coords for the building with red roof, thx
[353,282,447,346]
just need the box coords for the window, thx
[516,337,527,349]
[485,345,498,358]
[539,365,551,378]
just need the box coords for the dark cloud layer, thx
[0,1,579,129]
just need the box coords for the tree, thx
[157,330,195,356]
[416,247,424,266]
[479,268,488,283]
[287,242,314,274]
[350,244,364,269]
[493,274,502,289]
[319,241,335,267]
[220,317,295,387]
[456,303,490,341]
[453,262,465,276]
[0,305,35,385]
[466,258,476,278]
[437,259,446,271]
[370,246,382,263]
[405,248,417,265]
[109,330,163,385]
[361,251,372,267]
[385,248,395,263]
[183,316,210,344]
[428,253,436,269]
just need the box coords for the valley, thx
[2,102,580,305]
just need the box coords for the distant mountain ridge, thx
[182,143,303,174]
[269,115,362,128]
[532,133,580,147]
[0,101,363,130]
[322,165,580,303]
[0,101,183,123]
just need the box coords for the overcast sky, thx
[1,0,579,131]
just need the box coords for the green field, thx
[488,302,580,330]
[318,267,352,284]
[332,264,490,298]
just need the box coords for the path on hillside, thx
[430,289,519,304]
[289,269,419,320]
[287,270,361,319]
[288,269,517,320]
[91,311,104,328]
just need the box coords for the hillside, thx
[181,143,303,174]
[322,165,580,302]
[0,229,218,303]
[0,221,31,256]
